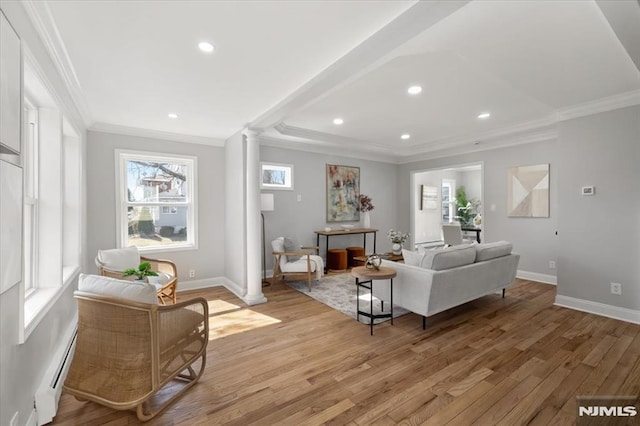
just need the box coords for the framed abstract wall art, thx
[326,164,360,222]
[507,163,549,217]
[421,185,438,210]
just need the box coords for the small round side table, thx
[351,266,397,335]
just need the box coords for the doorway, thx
[410,163,483,250]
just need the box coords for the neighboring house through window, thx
[116,150,197,252]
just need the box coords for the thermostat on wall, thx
[581,186,595,196]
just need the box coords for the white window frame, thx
[442,179,456,223]
[20,91,82,343]
[115,150,198,253]
[23,99,38,296]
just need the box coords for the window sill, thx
[21,266,80,343]
[137,243,198,255]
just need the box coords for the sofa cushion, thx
[423,244,476,271]
[402,249,426,267]
[78,273,158,304]
[475,241,513,262]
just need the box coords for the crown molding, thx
[258,135,398,164]
[556,89,640,122]
[400,115,558,155]
[21,0,93,127]
[89,122,226,147]
[274,122,394,152]
[268,89,639,163]
[274,114,557,162]
[395,129,557,164]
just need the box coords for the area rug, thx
[286,272,410,325]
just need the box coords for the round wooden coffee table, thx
[351,266,397,335]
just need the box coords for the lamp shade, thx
[260,193,274,212]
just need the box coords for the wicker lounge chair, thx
[64,274,209,421]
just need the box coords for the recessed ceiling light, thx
[168,113,178,119]
[477,112,491,119]
[407,86,422,95]
[333,118,344,125]
[198,41,215,53]
[401,134,411,140]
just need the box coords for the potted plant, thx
[455,186,481,226]
[123,261,159,282]
[387,229,409,255]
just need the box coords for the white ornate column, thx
[242,129,267,305]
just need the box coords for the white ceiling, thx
[30,0,640,161]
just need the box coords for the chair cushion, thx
[422,244,476,271]
[402,249,426,267]
[272,237,287,265]
[284,237,301,262]
[78,273,158,304]
[97,247,140,271]
[475,241,513,262]
[280,256,318,273]
[147,272,174,290]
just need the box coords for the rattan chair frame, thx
[63,292,209,421]
[95,255,178,304]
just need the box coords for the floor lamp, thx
[260,193,274,285]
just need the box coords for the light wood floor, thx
[53,278,640,425]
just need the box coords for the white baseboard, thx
[177,277,226,292]
[555,295,640,325]
[517,270,557,285]
[177,276,247,302]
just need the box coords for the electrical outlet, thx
[189,269,195,278]
[549,260,556,269]
[611,282,622,295]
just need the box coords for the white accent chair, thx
[271,237,324,291]
[442,223,473,247]
[95,246,178,304]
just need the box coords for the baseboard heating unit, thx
[34,325,77,425]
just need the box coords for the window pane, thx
[126,160,188,203]
[127,206,189,248]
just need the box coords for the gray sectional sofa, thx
[375,241,520,329]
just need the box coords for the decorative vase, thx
[392,243,402,255]
[363,211,371,228]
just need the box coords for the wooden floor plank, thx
[52,278,640,425]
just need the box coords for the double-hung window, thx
[442,179,455,223]
[116,150,197,252]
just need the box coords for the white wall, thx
[557,105,640,314]
[86,131,226,284]
[461,169,482,202]
[398,139,559,281]
[260,145,397,272]
[0,3,86,425]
